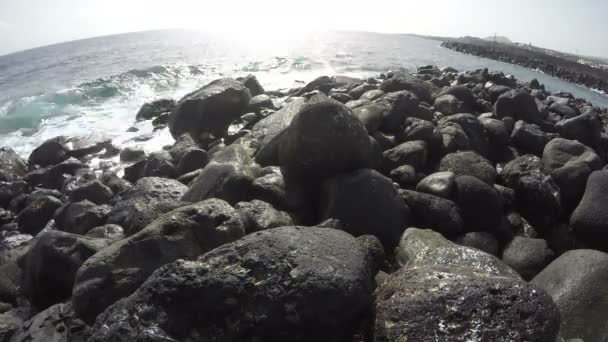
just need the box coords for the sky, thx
[0,0,607,57]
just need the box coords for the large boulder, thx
[416,171,456,199]
[278,95,378,187]
[72,199,245,323]
[23,158,86,190]
[501,155,561,233]
[502,236,554,280]
[532,249,608,342]
[439,151,496,185]
[556,111,602,148]
[54,201,110,235]
[0,147,27,181]
[374,265,560,342]
[8,303,88,342]
[382,140,427,172]
[493,89,541,124]
[135,99,176,121]
[320,169,409,247]
[436,85,476,112]
[106,177,187,236]
[17,195,63,235]
[399,190,463,236]
[395,228,519,278]
[379,72,435,103]
[352,103,385,133]
[0,181,30,208]
[510,120,552,156]
[570,170,608,247]
[181,143,258,205]
[68,180,114,205]
[375,90,420,132]
[87,227,380,341]
[27,137,70,168]
[433,94,464,115]
[168,78,251,140]
[542,138,603,211]
[19,230,113,310]
[438,114,490,158]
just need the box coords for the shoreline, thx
[1,66,607,340]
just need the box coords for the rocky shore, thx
[1,65,608,341]
[442,40,608,95]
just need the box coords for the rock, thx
[382,140,427,173]
[54,201,110,235]
[247,94,273,112]
[556,111,602,148]
[438,113,490,158]
[17,196,62,235]
[167,134,199,161]
[73,199,245,323]
[453,175,503,231]
[249,167,289,210]
[0,307,33,341]
[439,151,497,185]
[502,236,554,280]
[85,224,124,241]
[433,94,464,115]
[374,265,560,342]
[510,120,552,156]
[532,249,608,341]
[107,177,188,236]
[399,190,463,236]
[389,165,418,187]
[439,122,471,154]
[135,99,176,121]
[542,138,603,211]
[69,180,113,205]
[570,170,608,247]
[488,84,512,103]
[348,83,377,100]
[142,153,177,179]
[549,102,578,119]
[320,169,409,247]
[169,78,251,139]
[375,90,420,132]
[395,228,519,278]
[252,97,306,166]
[379,72,434,103]
[181,143,257,205]
[479,117,509,150]
[119,146,146,162]
[235,199,294,233]
[416,171,456,199]
[8,303,88,342]
[24,158,86,190]
[87,227,378,341]
[352,103,384,133]
[396,117,443,156]
[456,231,499,256]
[28,137,70,168]
[241,74,265,97]
[122,160,146,183]
[359,89,385,102]
[494,89,541,124]
[0,147,27,181]
[278,95,377,187]
[0,181,30,208]
[176,148,209,175]
[437,85,476,111]
[501,155,561,233]
[20,230,113,309]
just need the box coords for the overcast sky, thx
[0,0,607,57]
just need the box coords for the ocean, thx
[1,30,607,158]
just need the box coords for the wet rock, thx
[395,228,519,278]
[455,231,499,256]
[142,153,178,179]
[54,201,110,235]
[135,99,176,121]
[121,160,146,183]
[0,147,27,181]
[570,170,608,247]
[167,134,199,161]
[247,94,273,112]
[0,307,33,341]
[9,303,88,342]
[169,78,251,139]
[107,177,187,236]
[542,138,603,211]
[24,158,86,190]
[28,136,70,168]
[88,227,378,341]
[73,199,245,323]
[382,140,427,173]
[235,199,294,233]
[494,89,541,124]
[501,155,561,233]
[20,230,113,309]
[389,165,418,188]
[416,171,456,199]
[320,169,409,247]
[352,103,384,133]
[556,111,602,148]
[510,120,552,156]
[399,190,463,236]
[0,181,30,208]
[17,195,62,235]
[532,249,608,342]
[69,180,113,205]
[439,151,496,185]
[85,224,124,241]
[119,146,146,163]
[359,89,385,102]
[249,167,289,210]
[241,74,265,97]
[176,148,209,175]
[278,95,377,187]
[348,83,377,100]
[433,94,464,115]
[453,175,503,231]
[502,236,554,280]
[375,90,420,132]
[374,265,559,342]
